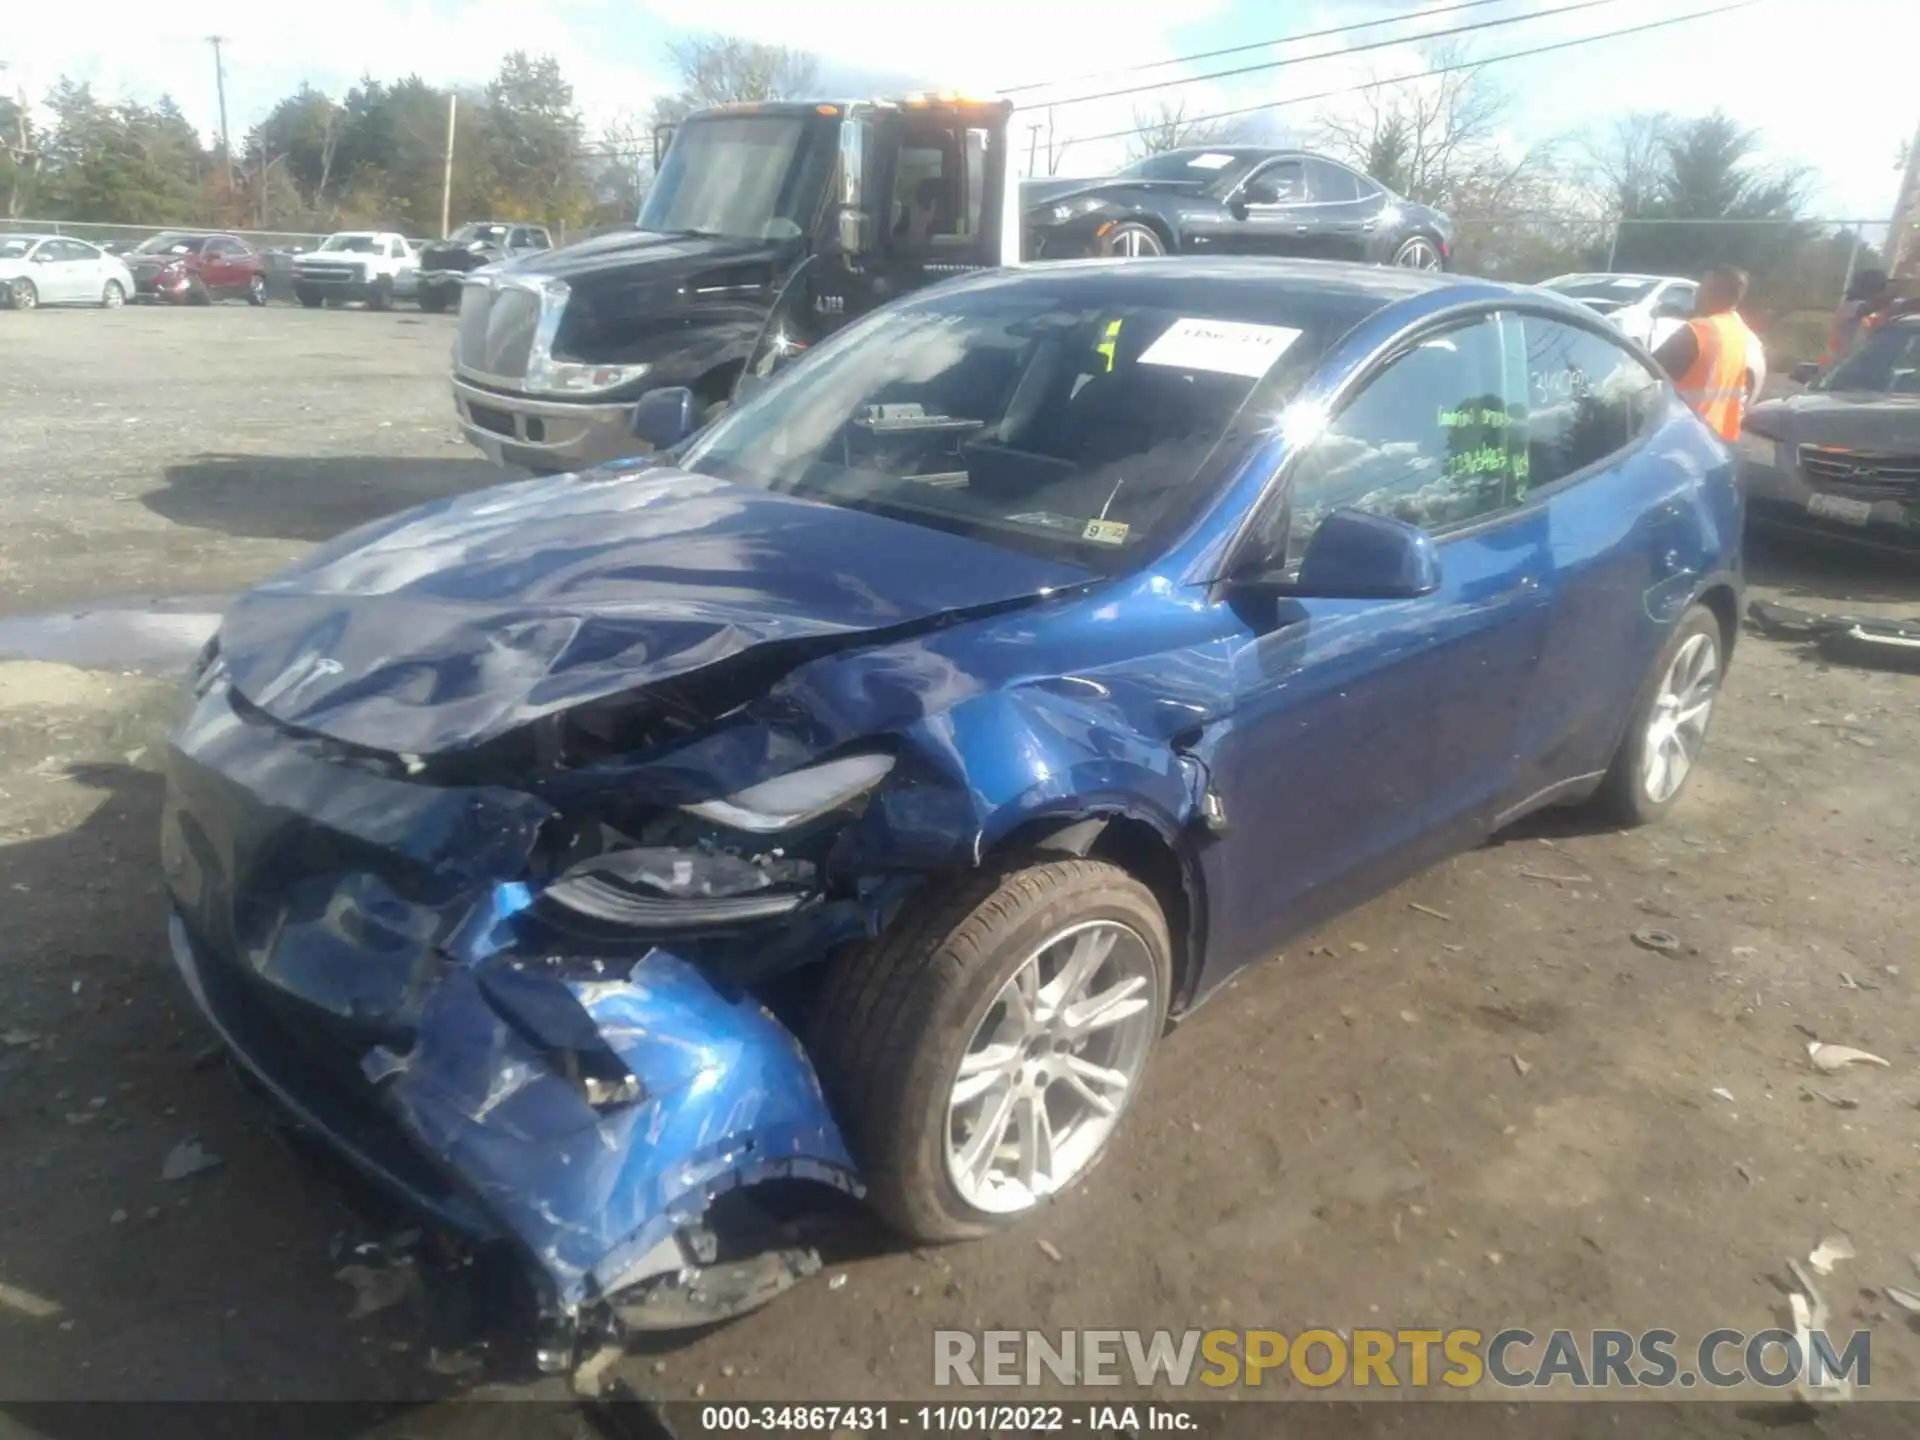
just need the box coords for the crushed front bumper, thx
[161,694,860,1328]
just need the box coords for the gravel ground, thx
[1,302,1917,1430]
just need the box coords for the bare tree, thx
[1125,99,1229,161]
[1574,110,1674,219]
[653,34,819,126]
[1310,42,1520,206]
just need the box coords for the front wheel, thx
[418,287,453,314]
[1592,604,1725,827]
[1100,221,1166,259]
[296,288,324,309]
[101,280,126,309]
[186,277,213,306]
[367,278,394,312]
[811,858,1171,1242]
[1391,234,1446,270]
[246,274,267,306]
[5,277,38,310]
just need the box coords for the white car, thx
[1543,271,1766,400]
[0,234,138,310]
[291,231,419,310]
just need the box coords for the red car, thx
[126,232,268,305]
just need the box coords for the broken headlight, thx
[542,843,812,928]
[680,753,895,835]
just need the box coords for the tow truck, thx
[451,94,1018,472]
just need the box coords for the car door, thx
[39,238,91,302]
[1302,158,1376,262]
[1505,312,1700,808]
[1204,157,1313,257]
[1197,310,1553,976]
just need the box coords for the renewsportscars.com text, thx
[933,1327,1870,1391]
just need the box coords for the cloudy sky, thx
[5,0,1908,223]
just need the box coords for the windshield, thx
[1545,276,1660,303]
[134,233,207,256]
[680,273,1365,570]
[638,114,835,241]
[320,235,381,253]
[1820,322,1920,395]
[1113,150,1248,183]
[0,238,36,260]
[452,224,509,243]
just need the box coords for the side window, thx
[507,227,530,248]
[1283,314,1528,559]
[389,238,406,258]
[529,229,551,250]
[891,142,948,247]
[1243,160,1305,205]
[205,237,232,256]
[1521,317,1664,487]
[1308,159,1360,203]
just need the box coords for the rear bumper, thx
[451,374,641,472]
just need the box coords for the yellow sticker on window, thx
[1083,518,1130,545]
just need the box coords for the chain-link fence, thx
[0,219,440,253]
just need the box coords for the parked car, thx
[1022,147,1452,268]
[292,231,418,309]
[416,222,552,312]
[162,258,1738,1355]
[1740,312,1920,552]
[1543,272,1767,399]
[125,231,268,305]
[0,234,137,309]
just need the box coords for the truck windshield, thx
[321,235,381,253]
[680,273,1369,572]
[638,115,833,242]
[1819,321,1920,395]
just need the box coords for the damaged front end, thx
[161,660,899,1362]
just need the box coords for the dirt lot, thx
[1,303,1917,1429]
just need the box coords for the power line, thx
[1032,0,1633,111]
[1066,1,1758,147]
[1001,0,1543,96]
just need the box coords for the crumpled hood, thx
[1747,392,1920,451]
[219,467,1093,759]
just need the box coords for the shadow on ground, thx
[144,454,513,544]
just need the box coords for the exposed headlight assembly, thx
[682,753,895,834]
[526,355,653,395]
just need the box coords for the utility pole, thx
[1026,122,1040,177]
[440,93,458,238]
[207,36,233,191]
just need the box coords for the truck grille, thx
[1798,446,1920,497]
[456,281,541,381]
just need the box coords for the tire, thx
[186,277,212,306]
[1392,234,1446,270]
[1591,604,1725,827]
[811,858,1171,1242]
[101,280,125,309]
[418,287,452,314]
[6,277,37,311]
[1099,221,1165,259]
[367,278,394,312]
[296,288,324,309]
[246,274,267,307]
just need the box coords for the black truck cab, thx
[451,95,1017,472]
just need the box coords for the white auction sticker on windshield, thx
[1186,152,1237,170]
[1138,318,1303,378]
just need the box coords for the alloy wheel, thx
[1108,225,1165,258]
[1394,237,1443,270]
[102,281,125,309]
[945,919,1159,1214]
[1642,631,1719,804]
[9,278,37,310]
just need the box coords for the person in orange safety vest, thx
[1651,266,1753,442]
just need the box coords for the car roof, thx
[2,233,54,243]
[980,255,1476,304]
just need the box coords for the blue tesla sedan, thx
[161,258,1741,1352]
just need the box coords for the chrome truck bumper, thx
[451,376,640,473]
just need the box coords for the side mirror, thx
[1790,361,1820,385]
[835,207,873,257]
[630,386,698,450]
[1235,510,1441,601]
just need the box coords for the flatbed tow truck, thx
[451,93,1019,472]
